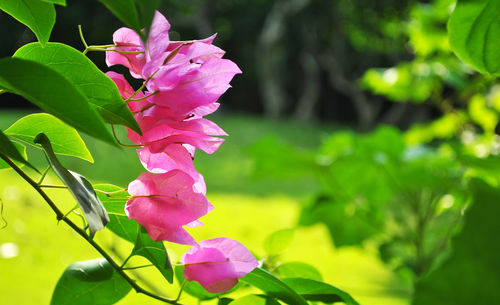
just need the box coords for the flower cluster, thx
[106,11,258,293]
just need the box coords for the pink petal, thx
[145,11,171,60]
[106,27,145,78]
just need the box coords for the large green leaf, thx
[94,184,137,243]
[14,43,141,134]
[448,0,500,75]
[413,179,500,305]
[282,278,359,305]
[50,258,131,305]
[0,0,55,45]
[5,113,93,162]
[240,268,309,305]
[0,129,37,171]
[131,226,173,284]
[41,0,66,5]
[98,0,142,34]
[135,0,159,37]
[0,58,116,145]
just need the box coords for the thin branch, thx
[0,153,184,305]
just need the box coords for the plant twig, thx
[0,153,184,305]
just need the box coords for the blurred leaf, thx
[94,184,137,243]
[263,228,295,256]
[230,295,280,305]
[282,278,359,305]
[14,43,141,134]
[134,0,159,37]
[448,0,500,75]
[131,226,173,284]
[0,0,55,45]
[405,112,467,145]
[0,129,37,171]
[0,140,27,170]
[98,0,141,34]
[468,94,499,133]
[5,113,93,162]
[275,262,322,281]
[413,179,500,304]
[50,258,131,305]
[0,58,116,145]
[240,267,308,305]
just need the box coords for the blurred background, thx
[1,0,499,304]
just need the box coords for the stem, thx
[111,125,142,148]
[78,25,89,53]
[129,90,159,102]
[40,184,67,189]
[37,166,51,185]
[0,153,183,305]
[176,281,187,302]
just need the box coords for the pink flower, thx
[180,237,259,293]
[126,170,213,245]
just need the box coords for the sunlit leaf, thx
[5,113,93,163]
[0,139,27,170]
[0,0,55,45]
[263,228,295,256]
[0,129,37,172]
[276,262,322,281]
[282,278,360,305]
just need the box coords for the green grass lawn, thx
[0,111,411,305]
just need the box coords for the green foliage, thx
[50,258,131,305]
[413,179,500,304]
[131,226,173,284]
[230,295,280,305]
[41,0,65,5]
[448,0,500,75]
[240,267,309,305]
[0,58,115,145]
[282,278,359,305]
[14,43,141,134]
[0,130,32,170]
[5,113,93,162]
[263,228,295,257]
[275,262,323,281]
[0,0,55,45]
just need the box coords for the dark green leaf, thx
[230,295,281,305]
[263,228,295,256]
[14,43,141,134]
[135,0,159,37]
[5,113,93,162]
[448,0,500,74]
[0,58,116,145]
[0,140,27,170]
[98,0,141,34]
[282,278,359,305]
[240,268,309,305]
[0,129,37,171]
[275,262,322,281]
[218,297,234,305]
[41,0,66,5]
[131,226,173,284]
[413,179,500,305]
[0,0,55,45]
[94,184,137,243]
[50,258,131,305]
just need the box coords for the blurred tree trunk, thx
[257,0,310,119]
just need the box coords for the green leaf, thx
[218,298,234,305]
[282,278,360,305]
[0,58,116,145]
[230,295,281,305]
[0,141,27,170]
[413,179,500,305]
[174,265,222,300]
[98,0,142,34]
[263,228,295,256]
[51,258,131,305]
[131,226,173,284]
[5,113,93,163]
[94,184,137,243]
[448,0,500,75]
[240,268,309,305]
[134,0,159,37]
[275,262,323,281]
[0,0,55,45]
[41,0,66,5]
[0,129,37,172]
[14,43,141,134]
